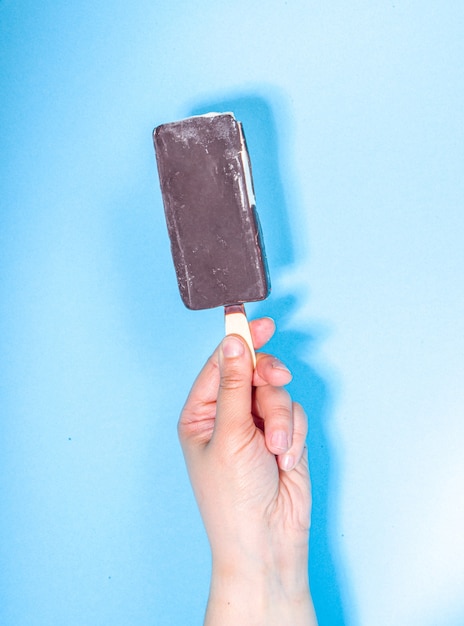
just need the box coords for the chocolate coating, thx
[153,113,270,310]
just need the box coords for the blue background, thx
[1,2,463,624]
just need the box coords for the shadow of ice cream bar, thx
[153,112,271,367]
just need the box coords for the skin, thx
[178,317,318,625]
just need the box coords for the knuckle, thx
[270,402,292,421]
[220,369,246,390]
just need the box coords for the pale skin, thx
[179,317,318,625]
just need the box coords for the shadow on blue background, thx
[188,90,353,625]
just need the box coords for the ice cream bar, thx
[153,113,270,363]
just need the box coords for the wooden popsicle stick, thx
[224,304,256,368]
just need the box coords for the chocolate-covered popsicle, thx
[153,112,270,363]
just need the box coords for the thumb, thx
[214,334,254,440]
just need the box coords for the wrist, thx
[205,548,316,626]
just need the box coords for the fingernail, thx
[222,335,245,358]
[271,358,292,375]
[281,453,295,471]
[271,430,290,452]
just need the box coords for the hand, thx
[179,317,317,625]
